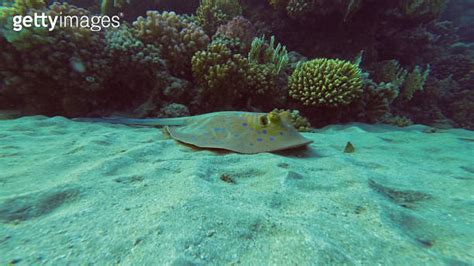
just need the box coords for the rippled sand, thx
[1,116,473,264]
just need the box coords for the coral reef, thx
[214,16,257,54]
[0,2,176,117]
[191,38,287,111]
[399,65,430,100]
[0,0,472,130]
[132,11,209,78]
[196,0,242,35]
[0,2,111,115]
[159,103,190,118]
[191,42,250,109]
[369,60,408,85]
[248,35,289,74]
[354,78,400,123]
[288,58,363,107]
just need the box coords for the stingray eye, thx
[268,111,281,124]
[259,115,268,126]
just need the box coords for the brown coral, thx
[215,16,257,53]
[133,11,210,77]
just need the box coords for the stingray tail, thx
[72,117,188,126]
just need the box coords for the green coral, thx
[289,58,364,107]
[400,65,430,100]
[133,11,209,77]
[248,35,289,74]
[0,0,46,29]
[191,42,250,108]
[1,0,45,16]
[0,2,169,116]
[191,41,284,110]
[370,60,407,85]
[196,0,242,35]
[246,63,280,104]
[2,1,94,50]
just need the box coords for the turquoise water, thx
[1,0,473,264]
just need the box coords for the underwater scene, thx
[0,0,473,264]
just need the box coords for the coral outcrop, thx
[132,11,209,78]
[288,58,363,107]
[248,35,289,74]
[214,16,257,54]
[191,42,250,109]
[191,36,288,111]
[196,0,242,35]
[0,2,111,115]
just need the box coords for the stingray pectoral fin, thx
[166,126,313,154]
[166,126,222,150]
[275,137,313,151]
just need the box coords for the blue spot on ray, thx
[242,123,248,127]
[269,136,275,141]
[279,131,284,136]
[263,130,268,134]
[257,138,263,142]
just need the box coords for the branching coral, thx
[191,42,250,108]
[370,60,407,85]
[248,35,288,74]
[347,75,400,123]
[191,40,285,110]
[196,0,242,35]
[0,0,45,18]
[288,58,363,107]
[133,11,209,78]
[104,25,167,112]
[245,63,284,107]
[0,2,175,116]
[214,16,257,54]
[0,2,111,115]
[400,65,430,100]
[100,0,130,15]
[0,0,48,48]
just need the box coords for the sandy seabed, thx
[0,116,473,265]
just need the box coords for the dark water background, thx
[1,0,473,129]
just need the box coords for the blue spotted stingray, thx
[75,111,313,154]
